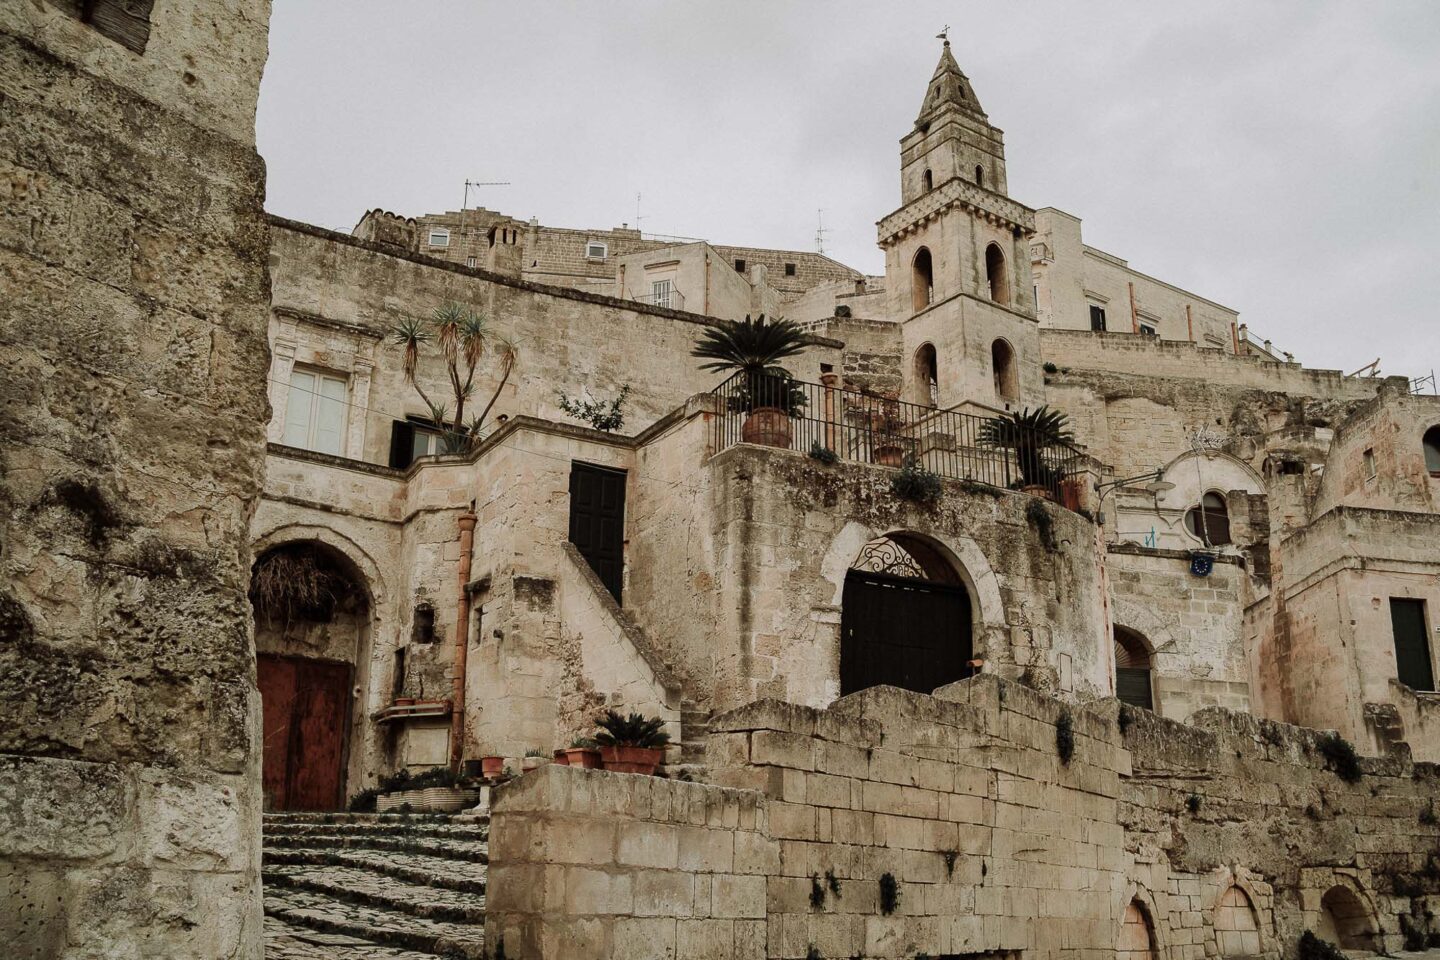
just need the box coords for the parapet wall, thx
[486,676,1440,959]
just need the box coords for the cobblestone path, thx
[263,812,487,959]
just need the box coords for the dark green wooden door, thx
[1391,598,1435,692]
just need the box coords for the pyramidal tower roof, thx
[917,39,986,124]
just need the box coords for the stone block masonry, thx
[1,2,272,957]
[485,676,1440,958]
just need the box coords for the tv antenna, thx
[814,209,830,254]
[634,192,645,233]
[458,178,511,245]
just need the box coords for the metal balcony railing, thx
[633,286,686,312]
[708,373,1083,502]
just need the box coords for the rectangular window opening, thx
[1390,598,1436,692]
[1363,448,1377,479]
[734,258,747,273]
[1089,304,1107,332]
[586,241,607,259]
[784,262,797,277]
[283,369,349,456]
[428,227,450,247]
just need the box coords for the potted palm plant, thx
[594,710,670,775]
[864,394,909,466]
[978,406,1074,499]
[692,314,808,448]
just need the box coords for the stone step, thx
[264,812,488,827]
[265,820,489,842]
[263,847,488,895]
[265,887,485,960]
[264,863,487,925]
[264,914,444,960]
[264,832,489,863]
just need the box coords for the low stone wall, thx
[485,675,1440,959]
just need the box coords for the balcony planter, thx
[394,697,416,707]
[521,755,549,773]
[552,749,570,766]
[741,408,792,448]
[480,756,505,779]
[600,745,664,775]
[420,787,477,813]
[564,747,602,769]
[873,442,906,467]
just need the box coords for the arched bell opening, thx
[840,533,973,696]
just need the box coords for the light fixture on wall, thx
[1095,467,1170,527]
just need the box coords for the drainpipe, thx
[449,511,478,770]
[1127,281,1139,334]
[1185,304,1194,343]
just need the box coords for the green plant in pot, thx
[564,737,602,769]
[593,710,671,775]
[978,405,1074,498]
[693,314,808,448]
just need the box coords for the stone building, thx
[6,14,1440,958]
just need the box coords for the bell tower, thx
[901,37,1009,203]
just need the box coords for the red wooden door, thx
[257,654,351,811]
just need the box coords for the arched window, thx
[1213,886,1261,958]
[1424,425,1440,475]
[915,343,939,408]
[1316,885,1380,950]
[990,339,1017,401]
[1114,627,1153,710]
[841,534,972,696]
[912,247,934,312]
[922,168,933,192]
[1118,900,1157,960]
[975,164,984,188]
[1185,492,1232,546]
[985,242,1009,305]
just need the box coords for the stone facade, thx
[1,1,272,956]
[487,677,1440,958]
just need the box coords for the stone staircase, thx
[262,812,488,959]
[668,699,714,781]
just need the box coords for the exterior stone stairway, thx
[670,699,713,781]
[262,812,488,959]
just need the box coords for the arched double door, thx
[840,534,973,696]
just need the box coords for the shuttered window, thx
[1114,628,1154,710]
[284,370,348,456]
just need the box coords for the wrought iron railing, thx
[708,373,1083,502]
[632,285,686,311]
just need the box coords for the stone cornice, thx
[273,305,385,341]
[876,176,1035,248]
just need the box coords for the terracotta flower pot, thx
[600,745,664,775]
[741,408,792,448]
[552,749,570,766]
[1021,483,1055,501]
[874,443,906,467]
[394,697,416,706]
[565,748,602,769]
[480,756,505,779]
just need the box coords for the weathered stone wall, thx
[486,677,1440,958]
[1310,387,1440,517]
[1,2,272,956]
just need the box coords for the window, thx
[412,605,436,644]
[387,417,445,468]
[1139,321,1158,337]
[1114,627,1153,710]
[914,344,939,408]
[975,164,984,188]
[50,0,153,54]
[283,370,347,455]
[652,279,673,309]
[922,168,933,192]
[991,339,1018,401]
[428,227,450,247]
[911,247,934,312]
[985,243,1009,305]
[586,241,607,260]
[1185,492,1232,546]
[1391,598,1435,692]
[1089,304,1108,332]
[1424,425,1440,476]
[734,258,747,273]
[1364,448,1377,479]
[784,262,797,277]
[465,256,478,268]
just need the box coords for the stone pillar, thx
[0,3,272,957]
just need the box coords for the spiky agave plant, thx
[978,405,1074,488]
[389,303,518,454]
[692,314,809,414]
[593,710,671,748]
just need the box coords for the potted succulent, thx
[978,405,1074,499]
[692,314,808,448]
[564,737,602,769]
[521,748,548,773]
[594,710,671,775]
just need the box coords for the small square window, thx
[428,227,450,247]
[586,241,607,259]
[465,256,477,268]
[734,258,747,273]
[1089,304,1107,332]
[1139,322,1157,337]
[784,263,797,277]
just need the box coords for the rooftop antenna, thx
[814,209,829,255]
[634,192,644,234]
[458,178,511,250]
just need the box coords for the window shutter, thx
[1391,599,1436,692]
[283,372,316,448]
[312,376,347,455]
[389,420,415,469]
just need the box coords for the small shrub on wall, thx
[1055,708,1075,765]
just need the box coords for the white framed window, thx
[465,256,477,268]
[586,241,607,260]
[428,227,450,247]
[283,369,348,455]
[1139,321,1158,337]
[652,279,673,308]
[412,425,444,459]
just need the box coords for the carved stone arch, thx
[1203,869,1272,958]
[251,523,387,612]
[1310,872,1381,950]
[1108,597,1178,669]
[1118,879,1169,960]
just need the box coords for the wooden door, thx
[840,570,972,696]
[1391,598,1436,692]
[569,462,627,602]
[257,654,351,811]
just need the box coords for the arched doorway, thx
[912,247,935,312]
[914,343,939,408]
[985,242,1009,305]
[840,533,973,696]
[250,541,369,811]
[1114,626,1154,710]
[1316,885,1379,950]
[1118,899,1157,960]
[991,338,1017,402]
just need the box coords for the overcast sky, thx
[258,1,1440,382]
